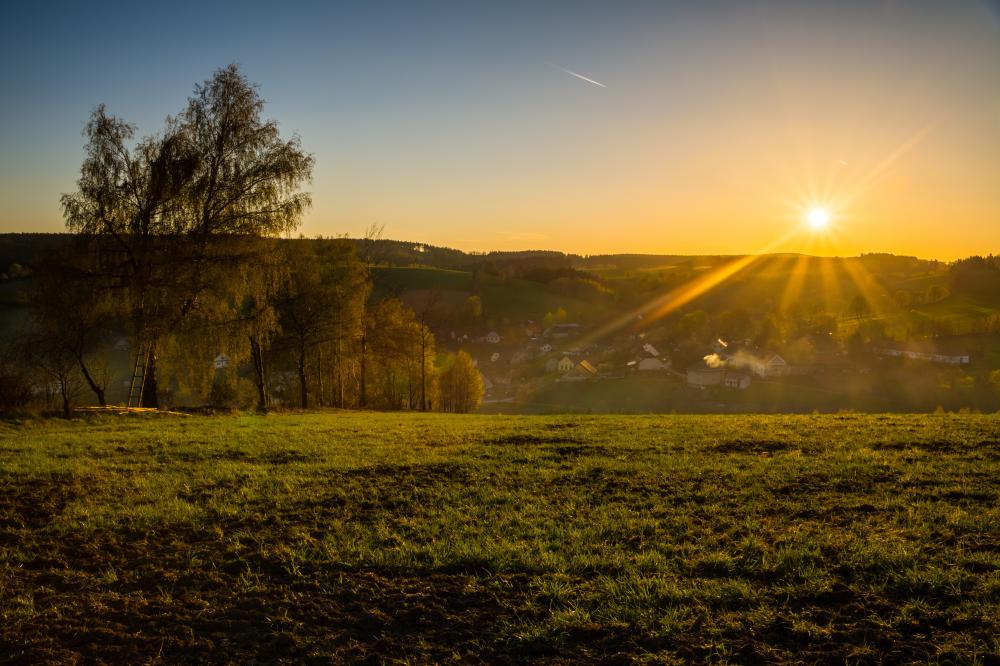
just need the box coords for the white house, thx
[485,331,501,344]
[877,348,970,365]
[758,354,789,377]
[687,365,724,387]
[724,373,751,389]
[214,354,231,369]
[557,356,575,373]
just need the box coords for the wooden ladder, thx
[126,346,153,408]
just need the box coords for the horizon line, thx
[0,230,976,263]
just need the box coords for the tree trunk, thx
[359,332,367,408]
[59,377,71,418]
[298,341,308,409]
[141,348,159,409]
[78,358,106,406]
[420,331,427,412]
[336,338,344,408]
[317,348,325,407]
[249,335,268,413]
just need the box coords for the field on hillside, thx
[373,266,608,323]
[511,370,1000,415]
[2,413,999,663]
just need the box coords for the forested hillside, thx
[3,232,1000,414]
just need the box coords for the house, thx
[557,356,575,373]
[687,363,751,389]
[562,359,598,381]
[490,352,501,363]
[485,331,502,344]
[759,353,790,377]
[214,354,231,369]
[638,357,669,372]
[724,373,751,390]
[539,343,553,354]
[687,364,724,387]
[877,345,970,365]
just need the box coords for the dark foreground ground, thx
[1,412,998,663]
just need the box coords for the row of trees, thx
[20,235,485,415]
[7,65,483,416]
[950,255,1000,302]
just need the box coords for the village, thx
[453,318,977,411]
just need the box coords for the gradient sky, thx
[1,1,998,259]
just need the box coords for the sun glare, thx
[807,208,830,230]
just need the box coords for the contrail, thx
[549,63,606,88]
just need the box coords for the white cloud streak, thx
[549,63,606,88]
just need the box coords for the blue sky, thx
[2,1,999,258]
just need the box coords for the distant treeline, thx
[949,255,1000,303]
[0,235,955,286]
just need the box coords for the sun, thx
[807,208,830,230]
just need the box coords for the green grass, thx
[1,412,999,663]
[374,266,474,293]
[914,295,1000,323]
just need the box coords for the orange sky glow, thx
[2,2,998,260]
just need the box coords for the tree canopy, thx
[59,64,314,406]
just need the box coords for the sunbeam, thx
[579,226,804,345]
[779,254,811,313]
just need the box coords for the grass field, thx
[373,266,609,323]
[2,412,999,663]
